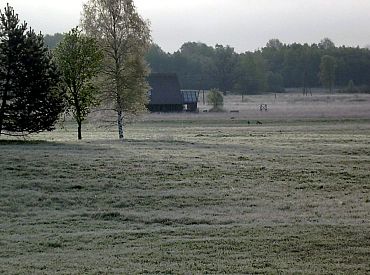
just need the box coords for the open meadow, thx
[1,93,370,274]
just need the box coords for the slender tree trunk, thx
[77,121,82,140]
[116,86,124,140]
[0,91,7,136]
[74,93,82,140]
[0,71,11,136]
[111,15,125,141]
[117,111,124,140]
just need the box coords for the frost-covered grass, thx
[0,93,370,273]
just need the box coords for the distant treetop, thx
[44,33,65,49]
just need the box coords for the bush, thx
[207,89,224,112]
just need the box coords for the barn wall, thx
[147,104,184,113]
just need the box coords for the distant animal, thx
[259,104,268,111]
[256,121,263,125]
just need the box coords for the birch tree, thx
[81,0,151,140]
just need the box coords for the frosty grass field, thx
[1,93,369,273]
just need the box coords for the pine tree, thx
[0,4,64,136]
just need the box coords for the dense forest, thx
[45,34,370,94]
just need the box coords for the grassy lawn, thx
[1,94,370,274]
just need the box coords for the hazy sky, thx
[5,0,370,53]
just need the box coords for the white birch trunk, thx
[117,110,124,140]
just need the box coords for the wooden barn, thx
[147,73,184,112]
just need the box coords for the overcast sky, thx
[5,0,370,53]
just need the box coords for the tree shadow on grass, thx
[0,139,100,150]
[0,139,52,145]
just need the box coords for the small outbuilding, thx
[147,73,184,112]
[182,90,199,112]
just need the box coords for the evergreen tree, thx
[0,4,64,136]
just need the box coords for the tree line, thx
[45,32,370,96]
[146,39,370,94]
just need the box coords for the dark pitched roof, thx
[148,73,183,105]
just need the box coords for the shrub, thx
[207,89,224,112]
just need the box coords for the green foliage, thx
[320,55,337,92]
[266,38,284,50]
[267,71,284,92]
[234,52,268,94]
[0,4,64,136]
[347,80,356,93]
[207,89,224,111]
[178,42,217,90]
[54,27,103,140]
[319,38,335,50]
[146,44,171,73]
[146,38,370,94]
[44,33,64,49]
[82,0,151,139]
[213,44,238,94]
